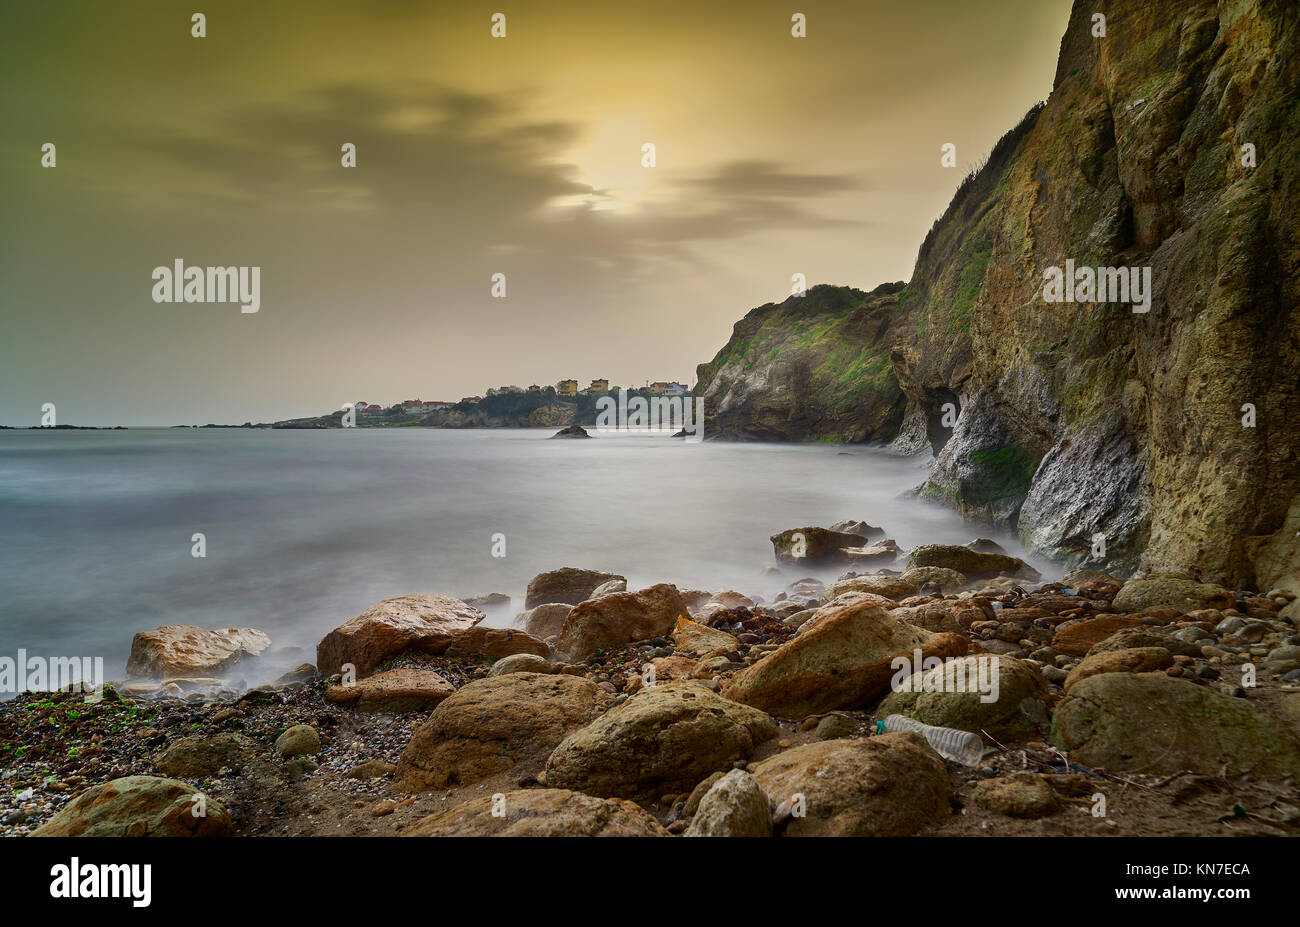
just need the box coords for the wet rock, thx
[545,681,777,799]
[1112,574,1234,614]
[825,574,919,601]
[488,652,554,676]
[752,733,950,836]
[1063,647,1173,692]
[1050,615,1147,656]
[972,772,1060,817]
[516,603,574,640]
[274,724,320,757]
[550,425,591,439]
[125,625,271,679]
[683,769,772,837]
[906,545,1040,580]
[324,667,456,713]
[403,789,668,836]
[444,626,550,660]
[31,776,233,837]
[722,598,968,719]
[154,732,255,778]
[556,583,689,661]
[671,616,737,653]
[272,663,318,686]
[398,673,601,791]
[589,578,627,597]
[524,567,625,609]
[770,526,877,565]
[315,594,484,677]
[814,711,859,740]
[877,654,1050,741]
[900,567,968,591]
[1051,673,1300,778]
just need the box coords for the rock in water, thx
[31,776,234,837]
[550,425,590,438]
[751,733,951,837]
[770,526,881,565]
[906,545,1040,580]
[398,673,601,790]
[315,593,484,677]
[524,568,626,609]
[125,625,271,678]
[545,681,777,799]
[403,789,667,837]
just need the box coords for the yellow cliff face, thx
[698,0,1300,587]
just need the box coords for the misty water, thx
[0,428,1058,683]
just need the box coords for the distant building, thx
[527,384,543,392]
[556,379,578,397]
[460,396,482,404]
[663,382,690,396]
[588,378,609,392]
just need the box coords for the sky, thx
[0,0,1072,426]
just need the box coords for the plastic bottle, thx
[876,714,984,766]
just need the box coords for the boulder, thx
[722,598,968,718]
[906,544,1040,580]
[444,626,550,660]
[488,652,554,676]
[274,724,320,757]
[398,673,601,790]
[556,583,689,661]
[876,655,1050,741]
[825,574,918,601]
[516,603,574,640]
[1050,615,1147,656]
[1051,673,1300,778]
[403,789,667,837]
[315,594,484,677]
[841,539,901,565]
[324,667,456,712]
[890,602,964,634]
[524,568,625,609]
[154,733,255,779]
[545,681,777,799]
[589,578,627,597]
[683,769,772,837]
[972,772,1060,817]
[1112,574,1234,614]
[828,519,885,538]
[900,567,968,591]
[1063,647,1173,692]
[30,776,233,837]
[671,616,737,653]
[125,626,271,679]
[770,527,872,565]
[1060,568,1122,587]
[751,733,950,836]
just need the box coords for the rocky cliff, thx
[695,0,1300,588]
